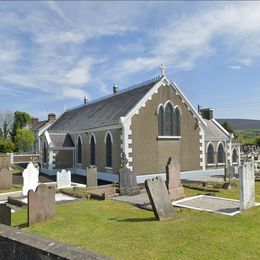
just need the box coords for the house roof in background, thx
[29,120,48,131]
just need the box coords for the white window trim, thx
[157,136,181,140]
[207,163,215,166]
[217,163,226,166]
[104,131,113,144]
[89,132,97,144]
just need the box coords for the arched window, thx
[77,136,82,164]
[164,103,174,136]
[174,107,181,136]
[106,133,112,167]
[217,143,225,164]
[158,106,164,136]
[232,148,238,163]
[43,142,47,163]
[90,135,95,165]
[207,143,214,164]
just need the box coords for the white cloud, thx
[62,87,88,100]
[238,58,252,66]
[228,65,241,70]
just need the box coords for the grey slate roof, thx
[49,76,162,132]
[29,120,48,131]
[204,119,230,140]
[49,133,75,147]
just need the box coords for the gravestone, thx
[239,162,255,210]
[145,177,175,221]
[86,166,97,187]
[0,167,12,190]
[166,157,185,200]
[57,169,71,189]
[0,204,11,226]
[119,153,140,196]
[224,166,236,189]
[22,162,39,196]
[28,184,55,226]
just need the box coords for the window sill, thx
[207,163,215,166]
[217,163,225,166]
[157,136,181,140]
[105,167,113,173]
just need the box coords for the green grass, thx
[12,182,260,259]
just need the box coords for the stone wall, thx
[0,224,107,259]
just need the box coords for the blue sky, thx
[0,1,260,120]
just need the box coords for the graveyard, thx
[0,162,260,259]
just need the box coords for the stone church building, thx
[40,73,240,182]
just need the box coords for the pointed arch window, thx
[164,103,174,136]
[77,137,82,164]
[90,135,96,165]
[43,142,47,163]
[207,143,214,164]
[158,106,164,136]
[174,107,181,136]
[217,143,225,164]
[232,148,238,164]
[106,133,112,167]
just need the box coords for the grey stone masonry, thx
[119,153,140,196]
[0,204,11,226]
[166,157,185,200]
[145,177,175,221]
[87,166,98,187]
[28,184,55,226]
[239,162,255,210]
[0,224,108,259]
[0,167,12,190]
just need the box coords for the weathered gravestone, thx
[86,166,97,187]
[28,184,55,226]
[223,166,235,189]
[166,157,185,200]
[0,155,10,170]
[0,167,12,190]
[22,162,39,196]
[0,203,11,226]
[145,177,175,221]
[57,169,71,189]
[239,162,255,210]
[119,153,140,196]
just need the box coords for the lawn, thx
[12,182,260,259]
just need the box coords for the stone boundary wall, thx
[0,224,107,260]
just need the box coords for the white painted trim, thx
[207,163,215,166]
[157,136,181,140]
[88,132,97,144]
[164,100,175,109]
[44,131,52,147]
[206,142,215,152]
[104,131,113,144]
[174,105,182,116]
[156,103,164,115]
[199,123,205,170]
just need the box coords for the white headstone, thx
[239,162,255,210]
[57,169,71,189]
[22,162,39,196]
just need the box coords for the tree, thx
[255,137,260,146]
[222,121,237,138]
[0,110,14,139]
[14,129,35,152]
[0,137,15,153]
[11,111,31,141]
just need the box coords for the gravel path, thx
[173,195,240,215]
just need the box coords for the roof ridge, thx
[66,75,162,112]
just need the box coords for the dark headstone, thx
[119,153,140,196]
[28,184,55,226]
[0,204,11,226]
[145,177,175,221]
[0,167,12,190]
[166,157,185,200]
[87,166,97,187]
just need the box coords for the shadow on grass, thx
[14,222,28,228]
[116,217,156,222]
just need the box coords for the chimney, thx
[113,83,118,95]
[48,113,56,121]
[84,96,88,104]
[200,108,213,120]
[31,117,39,125]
